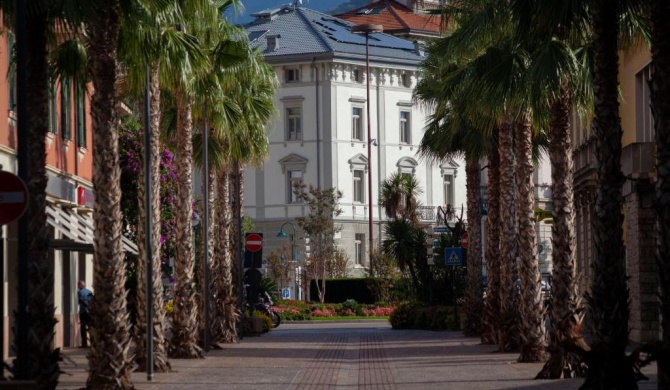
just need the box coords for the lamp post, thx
[351,23,383,275]
[277,222,297,300]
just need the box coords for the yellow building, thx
[572,40,657,343]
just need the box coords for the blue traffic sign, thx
[282,288,291,299]
[434,226,450,233]
[444,247,464,266]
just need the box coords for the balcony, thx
[417,206,436,222]
[621,142,656,180]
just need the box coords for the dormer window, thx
[286,68,300,83]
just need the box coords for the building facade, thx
[572,41,658,343]
[0,15,136,358]
[242,4,467,279]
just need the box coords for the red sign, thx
[460,232,469,249]
[0,171,29,225]
[245,233,263,252]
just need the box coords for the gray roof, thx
[244,5,424,66]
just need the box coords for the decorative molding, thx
[440,159,460,177]
[397,156,418,175]
[397,101,413,107]
[278,153,308,173]
[349,96,367,103]
[348,153,369,173]
[280,95,305,102]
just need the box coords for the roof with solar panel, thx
[243,2,424,64]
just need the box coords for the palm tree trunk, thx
[581,1,635,388]
[212,167,238,343]
[514,113,547,363]
[197,162,216,345]
[10,9,58,387]
[86,3,135,388]
[134,63,171,373]
[482,144,501,345]
[497,118,519,352]
[650,1,670,386]
[230,163,244,301]
[170,89,203,359]
[537,88,587,378]
[463,156,483,336]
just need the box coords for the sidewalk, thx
[57,321,658,389]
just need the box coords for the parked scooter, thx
[258,292,281,328]
[246,286,281,328]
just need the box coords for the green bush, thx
[246,310,273,332]
[389,302,457,331]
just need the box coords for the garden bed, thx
[272,299,395,321]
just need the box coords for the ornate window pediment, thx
[278,153,308,173]
[397,156,418,175]
[440,159,460,177]
[348,153,368,173]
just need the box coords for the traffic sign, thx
[433,226,450,233]
[0,171,28,225]
[245,233,263,252]
[282,288,290,299]
[444,247,464,266]
[460,232,469,249]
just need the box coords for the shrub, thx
[248,310,273,332]
[389,302,457,331]
[342,299,360,313]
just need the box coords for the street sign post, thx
[444,247,464,266]
[0,171,28,225]
[460,232,469,249]
[245,233,263,252]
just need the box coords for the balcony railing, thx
[417,206,436,221]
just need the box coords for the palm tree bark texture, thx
[650,0,670,386]
[10,7,59,387]
[212,167,238,343]
[170,89,203,359]
[537,87,587,379]
[514,113,547,363]
[230,164,244,303]
[134,64,171,373]
[463,157,483,336]
[581,0,635,388]
[197,163,216,346]
[86,3,135,388]
[482,144,501,345]
[497,118,519,352]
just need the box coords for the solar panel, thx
[357,9,371,15]
[368,7,385,15]
[248,30,268,43]
[316,18,414,50]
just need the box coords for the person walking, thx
[77,280,93,348]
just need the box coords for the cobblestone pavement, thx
[57,321,658,389]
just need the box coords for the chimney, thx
[267,34,281,52]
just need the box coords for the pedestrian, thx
[77,280,93,348]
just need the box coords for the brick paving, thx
[56,321,658,390]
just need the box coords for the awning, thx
[46,197,138,255]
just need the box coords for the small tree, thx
[294,184,343,303]
[266,245,292,290]
[367,248,400,304]
[327,248,349,278]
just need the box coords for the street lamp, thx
[351,23,383,275]
[277,222,298,300]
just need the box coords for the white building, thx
[242,4,467,277]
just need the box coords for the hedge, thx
[309,278,375,304]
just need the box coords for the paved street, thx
[58,321,658,389]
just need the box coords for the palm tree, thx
[650,0,670,385]
[5,2,58,386]
[484,140,501,345]
[380,173,425,297]
[580,1,634,387]
[85,2,135,387]
[414,47,489,337]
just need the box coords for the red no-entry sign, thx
[0,171,28,225]
[460,232,469,249]
[245,233,263,252]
